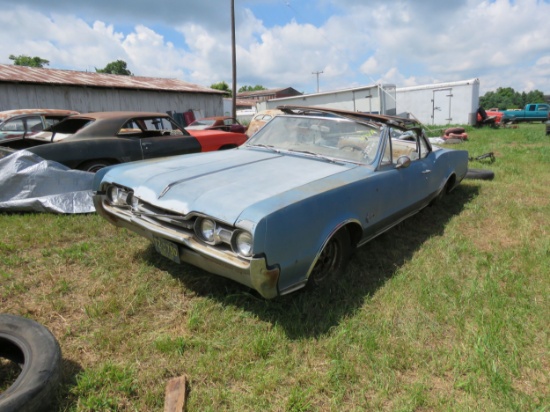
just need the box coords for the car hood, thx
[101,148,357,225]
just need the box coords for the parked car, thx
[246,109,283,136]
[186,116,247,134]
[93,106,469,298]
[0,112,247,172]
[0,109,79,149]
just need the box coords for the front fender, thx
[258,192,362,293]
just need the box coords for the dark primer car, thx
[93,106,469,298]
[0,109,79,149]
[17,112,201,172]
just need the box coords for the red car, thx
[186,116,247,134]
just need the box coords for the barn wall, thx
[0,84,223,118]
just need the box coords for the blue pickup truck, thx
[501,103,550,123]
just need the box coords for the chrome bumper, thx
[94,196,280,299]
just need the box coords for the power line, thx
[312,71,323,93]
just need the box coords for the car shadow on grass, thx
[142,183,479,340]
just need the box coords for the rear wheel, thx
[307,228,351,288]
[431,177,454,206]
[77,159,113,173]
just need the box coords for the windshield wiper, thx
[247,144,281,153]
[287,149,337,163]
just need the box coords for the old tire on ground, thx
[307,227,352,288]
[465,168,495,181]
[77,159,113,173]
[0,314,61,412]
[444,127,466,135]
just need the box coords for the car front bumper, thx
[94,195,280,299]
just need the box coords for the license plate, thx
[152,236,180,263]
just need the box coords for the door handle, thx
[422,170,432,174]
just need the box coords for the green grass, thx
[1,123,548,411]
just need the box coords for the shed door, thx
[432,88,453,125]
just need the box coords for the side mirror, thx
[395,155,411,169]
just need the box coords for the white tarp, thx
[0,150,95,214]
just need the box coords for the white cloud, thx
[0,0,549,95]
[360,57,379,76]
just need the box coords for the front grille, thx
[129,198,237,255]
[133,201,196,233]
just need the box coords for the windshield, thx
[190,119,216,126]
[246,115,382,165]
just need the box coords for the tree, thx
[210,81,232,96]
[480,87,546,110]
[95,60,133,75]
[238,85,267,93]
[9,54,49,68]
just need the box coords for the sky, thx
[0,0,549,96]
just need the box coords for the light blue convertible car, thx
[93,106,469,298]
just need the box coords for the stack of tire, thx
[442,127,468,143]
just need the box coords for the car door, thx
[358,128,438,240]
[130,117,201,160]
[390,129,438,210]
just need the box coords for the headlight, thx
[196,218,217,243]
[106,185,136,207]
[107,185,131,206]
[107,186,120,203]
[234,231,253,257]
[127,192,139,209]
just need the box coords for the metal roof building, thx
[258,84,397,115]
[0,64,225,122]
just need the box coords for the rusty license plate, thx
[153,236,180,263]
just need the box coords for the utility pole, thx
[312,70,323,93]
[231,0,237,118]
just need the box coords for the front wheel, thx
[307,228,352,288]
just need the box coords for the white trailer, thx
[396,78,480,125]
[257,84,397,116]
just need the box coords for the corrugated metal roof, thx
[0,64,224,95]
